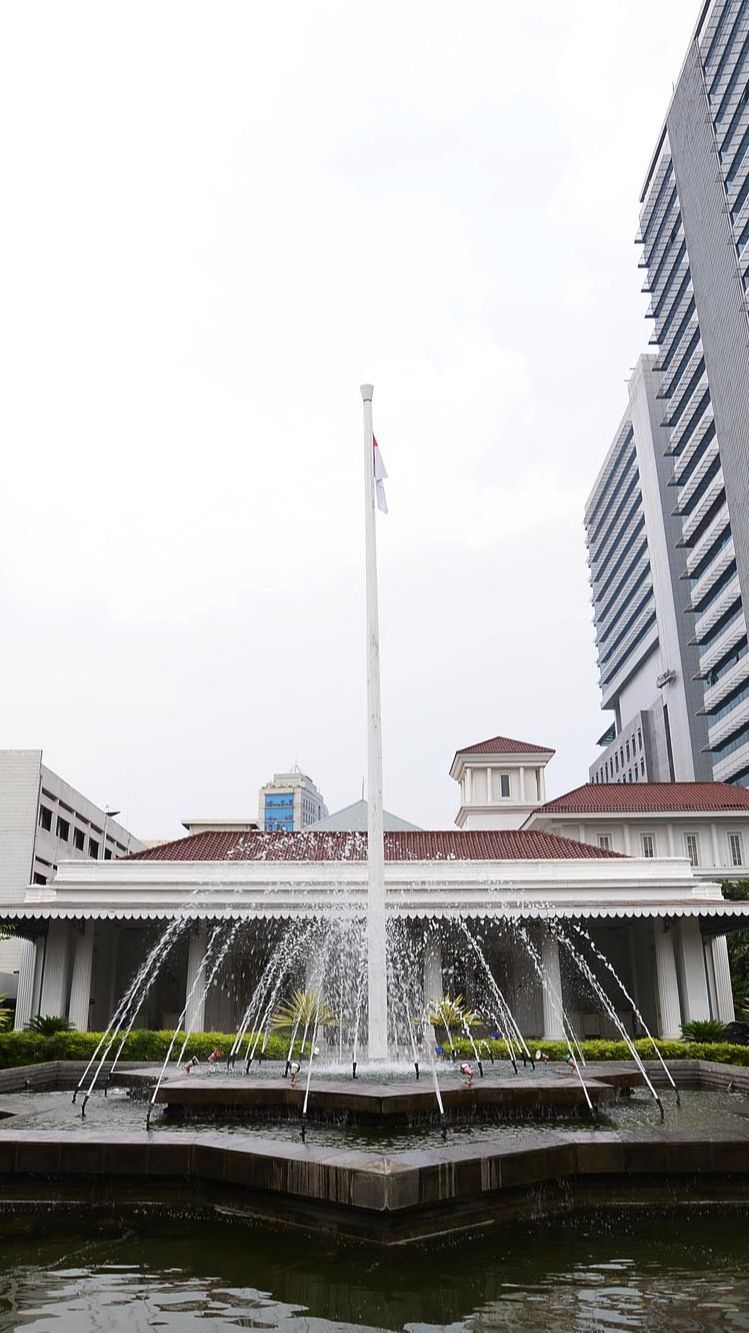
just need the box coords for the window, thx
[729,832,744,867]
[74,828,85,851]
[685,833,700,867]
[598,834,612,850]
[104,848,112,861]
[38,805,52,832]
[640,759,645,777]
[500,773,510,798]
[637,729,643,751]
[626,741,630,761]
[32,872,47,885]
[56,816,70,841]
[89,838,99,858]
[642,834,655,859]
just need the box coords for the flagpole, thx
[361,382,388,1061]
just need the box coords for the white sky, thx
[0,2,699,838]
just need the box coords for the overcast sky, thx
[0,2,699,839]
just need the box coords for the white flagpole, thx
[361,382,388,1061]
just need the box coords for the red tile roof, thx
[536,782,749,815]
[455,735,555,757]
[128,828,620,863]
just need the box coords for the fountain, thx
[3,386,748,1250]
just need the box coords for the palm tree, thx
[0,995,12,1032]
[427,994,481,1032]
[271,988,337,1034]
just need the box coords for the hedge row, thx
[444,1037,749,1065]
[0,1029,302,1070]
[1,1030,749,1069]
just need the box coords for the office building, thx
[589,0,749,784]
[0,750,143,1001]
[637,0,749,784]
[587,358,709,783]
[258,766,328,831]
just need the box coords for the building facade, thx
[4,824,746,1042]
[587,358,709,784]
[258,767,328,832]
[0,750,143,1001]
[588,0,749,785]
[638,0,749,787]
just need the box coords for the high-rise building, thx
[587,358,709,784]
[258,766,328,831]
[589,0,749,784]
[637,0,749,785]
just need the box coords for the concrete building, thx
[258,766,328,832]
[450,735,554,830]
[633,0,749,785]
[587,357,709,784]
[0,750,143,1004]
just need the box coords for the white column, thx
[39,920,72,1018]
[623,824,632,855]
[710,823,721,868]
[185,926,208,1032]
[540,928,565,1039]
[423,933,444,1005]
[30,936,46,1018]
[13,939,37,1030]
[465,767,472,803]
[486,767,493,803]
[677,917,711,1023]
[538,767,546,801]
[667,825,676,857]
[654,921,682,1038]
[68,923,94,1031]
[711,936,736,1023]
[519,766,526,802]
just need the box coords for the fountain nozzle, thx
[352,1061,357,1080]
[414,1061,420,1081]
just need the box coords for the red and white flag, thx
[373,435,388,514]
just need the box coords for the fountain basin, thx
[0,1124,748,1244]
[145,1069,624,1122]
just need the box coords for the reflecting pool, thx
[1,1207,749,1331]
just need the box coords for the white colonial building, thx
[450,735,554,830]
[1,732,748,1045]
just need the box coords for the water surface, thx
[1,1207,749,1331]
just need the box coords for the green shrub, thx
[0,996,12,1033]
[1,1028,749,1072]
[681,1019,728,1042]
[0,1027,307,1070]
[25,1014,73,1035]
[440,1036,749,1066]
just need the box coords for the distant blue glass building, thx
[258,767,328,831]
